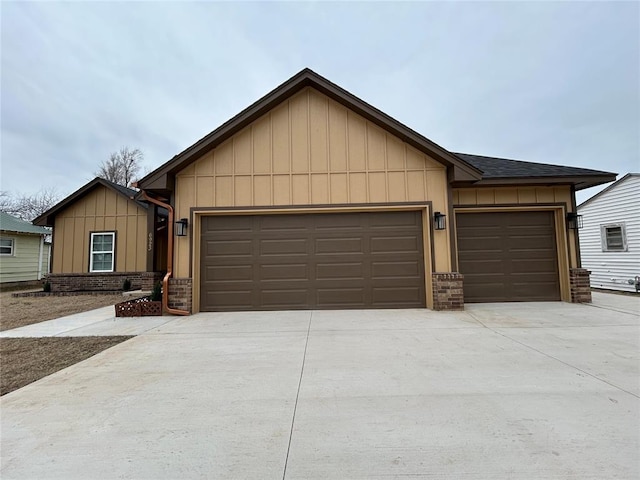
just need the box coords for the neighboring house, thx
[0,212,51,285]
[35,69,617,312]
[34,177,167,292]
[578,173,640,293]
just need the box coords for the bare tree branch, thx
[0,187,61,221]
[95,147,143,187]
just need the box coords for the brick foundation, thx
[570,268,592,303]
[432,272,464,311]
[168,278,192,313]
[46,272,164,293]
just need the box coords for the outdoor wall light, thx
[175,218,188,236]
[566,212,583,230]
[434,212,446,230]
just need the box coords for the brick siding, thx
[141,271,165,291]
[168,278,192,313]
[432,272,464,311]
[570,268,592,303]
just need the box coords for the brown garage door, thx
[456,211,561,302]
[200,211,426,311]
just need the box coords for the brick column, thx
[432,272,464,311]
[570,268,592,303]
[168,278,192,313]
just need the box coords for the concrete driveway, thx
[1,293,638,479]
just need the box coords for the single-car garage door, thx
[456,211,561,302]
[200,211,426,311]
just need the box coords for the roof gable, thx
[0,212,50,235]
[33,177,147,226]
[137,68,484,192]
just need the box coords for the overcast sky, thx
[2,1,638,204]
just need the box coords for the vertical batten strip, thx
[307,89,311,204]
[384,134,389,202]
[270,112,274,206]
[326,96,331,202]
[346,110,351,204]
[403,145,408,202]
[364,122,370,202]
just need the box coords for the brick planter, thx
[115,297,163,317]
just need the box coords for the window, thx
[601,224,627,252]
[0,238,14,256]
[90,232,115,272]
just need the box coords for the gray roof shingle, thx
[454,153,614,179]
[0,212,50,235]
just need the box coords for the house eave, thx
[454,174,617,191]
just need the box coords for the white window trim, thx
[600,223,628,252]
[0,237,15,256]
[89,232,115,272]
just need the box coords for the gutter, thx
[134,185,189,316]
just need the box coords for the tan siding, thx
[52,186,148,273]
[175,87,450,278]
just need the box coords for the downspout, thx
[137,188,189,316]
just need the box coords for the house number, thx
[148,233,153,252]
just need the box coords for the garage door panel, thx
[372,287,423,305]
[371,260,421,278]
[203,216,253,233]
[260,238,309,256]
[456,211,560,303]
[316,262,364,280]
[371,236,419,254]
[259,215,308,231]
[511,259,557,274]
[204,290,253,310]
[315,237,363,254]
[316,287,365,307]
[259,263,309,281]
[368,211,420,228]
[201,211,425,311]
[260,289,309,308]
[206,264,253,282]
[204,239,252,256]
[459,259,504,274]
[314,214,364,230]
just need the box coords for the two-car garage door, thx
[200,211,426,311]
[456,211,561,302]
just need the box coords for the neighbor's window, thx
[90,232,115,272]
[0,238,14,256]
[601,224,627,252]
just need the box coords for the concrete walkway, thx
[1,293,639,479]
[0,306,173,337]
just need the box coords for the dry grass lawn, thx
[1,336,132,395]
[0,291,131,331]
[0,290,140,396]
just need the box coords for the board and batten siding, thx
[0,233,50,283]
[578,175,640,293]
[452,185,579,268]
[52,186,148,273]
[174,87,451,278]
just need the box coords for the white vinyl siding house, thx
[578,174,640,293]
